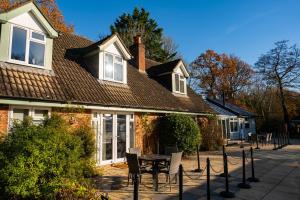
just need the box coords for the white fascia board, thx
[99,35,132,60]
[0,99,212,116]
[174,60,189,77]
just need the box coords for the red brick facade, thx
[0,104,9,138]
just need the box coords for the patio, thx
[93,140,300,200]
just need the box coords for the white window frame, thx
[229,118,238,133]
[8,106,51,130]
[103,52,124,83]
[91,111,133,166]
[173,73,186,95]
[9,24,46,69]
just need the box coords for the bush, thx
[0,114,95,199]
[159,114,201,154]
[200,119,223,151]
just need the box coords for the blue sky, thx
[57,0,300,65]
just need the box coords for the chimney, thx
[130,35,145,72]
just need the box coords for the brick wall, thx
[52,107,92,129]
[134,113,162,154]
[0,104,9,138]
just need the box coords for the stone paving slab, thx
[95,140,300,199]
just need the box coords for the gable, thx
[0,2,57,38]
[9,11,45,33]
[105,42,122,57]
[173,61,189,78]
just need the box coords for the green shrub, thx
[0,114,95,199]
[159,114,201,154]
[200,119,223,151]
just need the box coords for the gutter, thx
[0,98,213,116]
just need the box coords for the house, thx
[205,98,256,140]
[0,2,214,165]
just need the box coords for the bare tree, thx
[255,40,300,132]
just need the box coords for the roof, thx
[207,98,255,117]
[204,99,236,117]
[146,59,181,76]
[0,33,214,114]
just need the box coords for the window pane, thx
[29,41,45,66]
[114,63,123,82]
[13,109,29,122]
[32,32,44,41]
[175,74,179,91]
[105,54,113,79]
[130,121,134,148]
[102,114,113,160]
[11,27,27,61]
[115,56,122,63]
[117,115,127,158]
[180,80,185,93]
[34,109,48,118]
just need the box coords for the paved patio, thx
[94,140,300,200]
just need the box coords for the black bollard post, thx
[238,150,251,189]
[220,154,235,198]
[194,145,202,172]
[247,147,260,182]
[255,134,260,150]
[179,164,183,200]
[133,174,139,200]
[220,145,226,177]
[207,158,210,200]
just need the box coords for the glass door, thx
[102,114,113,164]
[116,115,127,161]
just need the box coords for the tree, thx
[190,50,221,97]
[110,7,177,62]
[255,40,300,131]
[1,0,73,33]
[190,50,253,99]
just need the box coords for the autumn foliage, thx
[0,0,73,33]
[190,50,253,99]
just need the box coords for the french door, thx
[92,112,132,165]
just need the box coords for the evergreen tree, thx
[110,7,176,62]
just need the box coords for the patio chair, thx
[158,152,183,191]
[126,153,151,186]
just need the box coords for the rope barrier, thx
[209,163,223,174]
[227,157,239,165]
[182,166,207,180]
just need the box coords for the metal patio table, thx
[139,154,171,191]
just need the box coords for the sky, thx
[57,0,300,66]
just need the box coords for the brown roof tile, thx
[0,33,214,114]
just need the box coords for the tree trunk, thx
[278,83,289,133]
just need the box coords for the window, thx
[104,53,124,82]
[174,74,186,94]
[245,118,250,129]
[10,25,46,67]
[230,118,238,132]
[10,107,49,128]
[129,114,135,148]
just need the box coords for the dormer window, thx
[10,25,46,67]
[104,53,124,82]
[174,74,186,93]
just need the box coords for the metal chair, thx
[159,152,183,191]
[126,153,151,185]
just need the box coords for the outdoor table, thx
[139,154,171,191]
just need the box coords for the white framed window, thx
[9,106,50,128]
[244,118,250,129]
[104,53,124,82]
[229,118,238,132]
[10,25,46,68]
[174,73,186,94]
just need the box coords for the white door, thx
[92,112,131,165]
